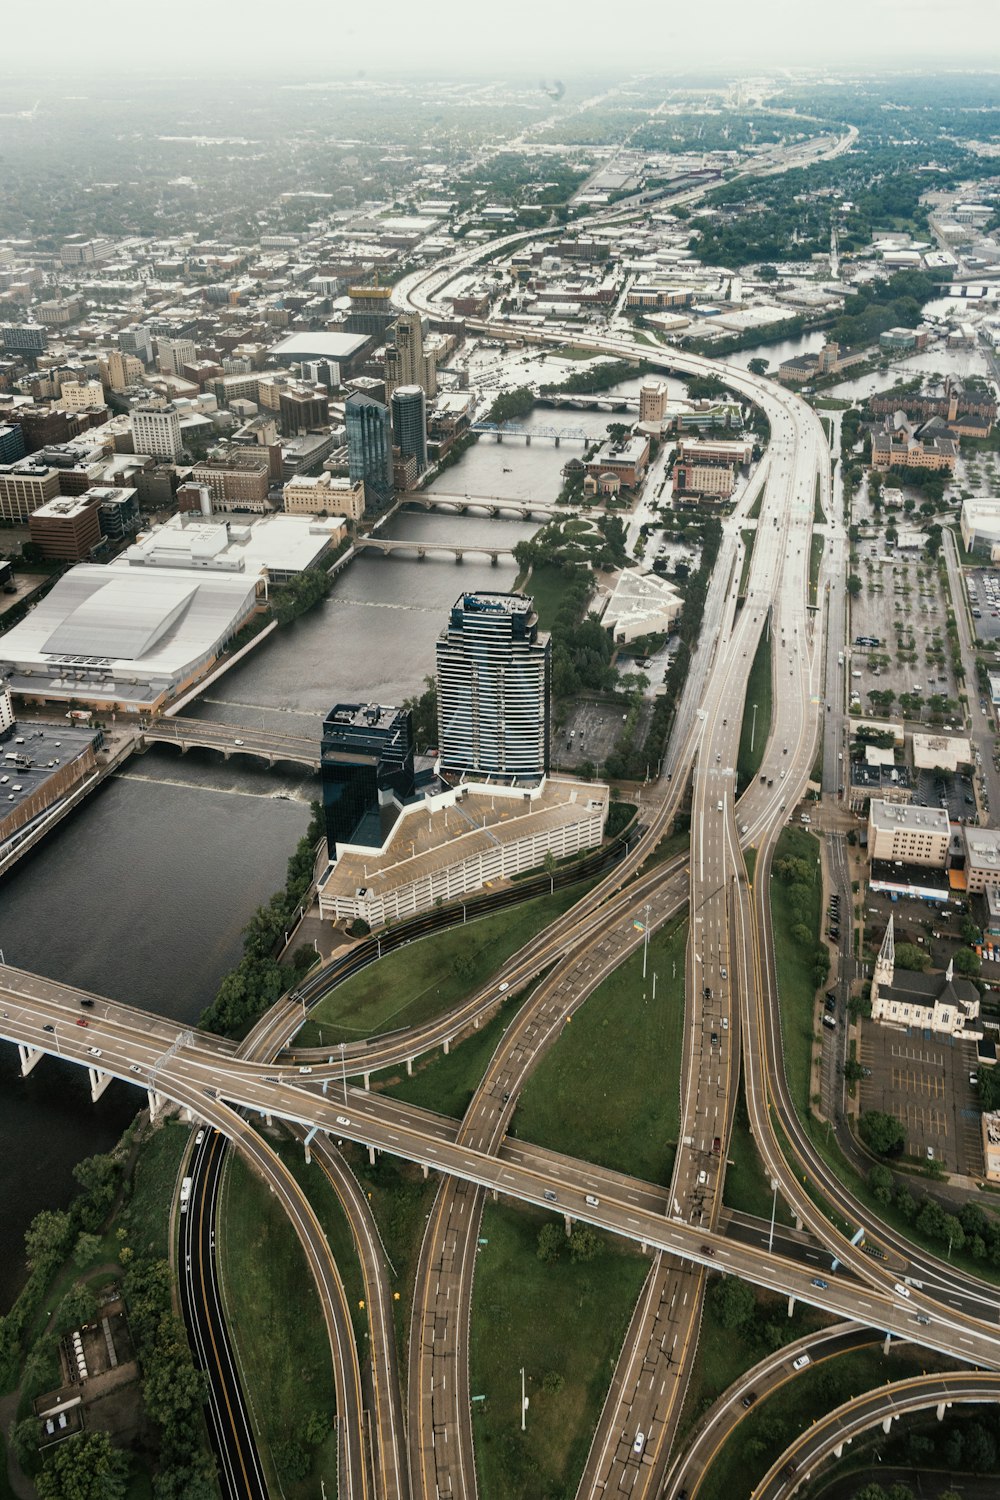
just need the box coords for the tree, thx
[36,1431,130,1500]
[846,574,862,597]
[747,357,769,376]
[953,947,981,978]
[543,849,557,892]
[711,1275,755,1332]
[536,1224,563,1264]
[73,1231,102,1269]
[53,1281,98,1336]
[868,1164,894,1205]
[24,1209,73,1272]
[893,942,930,972]
[859,1110,905,1157]
[568,1226,600,1263]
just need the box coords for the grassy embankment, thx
[739,527,756,595]
[297,886,587,1047]
[736,630,773,797]
[809,533,825,608]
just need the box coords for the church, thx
[870,916,983,1040]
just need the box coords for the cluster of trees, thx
[540,359,650,397]
[199,802,324,1035]
[485,387,535,424]
[830,269,938,351]
[270,564,336,627]
[403,675,438,751]
[867,1158,1000,1266]
[536,1222,601,1264]
[879,1400,1000,1481]
[121,1257,216,1498]
[0,1143,129,1389]
[773,853,829,990]
[34,1432,131,1500]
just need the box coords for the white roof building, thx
[0,565,259,711]
[120,512,347,584]
[912,732,972,773]
[602,568,683,645]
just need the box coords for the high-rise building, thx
[103,349,145,394]
[385,311,437,399]
[0,461,61,523]
[0,425,26,464]
[278,384,329,437]
[0,678,14,740]
[118,324,153,365]
[0,324,47,356]
[130,399,183,462]
[345,282,397,340]
[59,380,107,413]
[436,592,551,780]
[157,337,198,377]
[345,392,392,513]
[639,380,669,425]
[320,702,415,857]
[391,384,427,474]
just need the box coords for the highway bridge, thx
[400,490,564,519]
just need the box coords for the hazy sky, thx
[3,0,1000,74]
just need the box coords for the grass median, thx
[511,915,688,1183]
[470,1199,648,1500]
[770,826,823,1117]
[218,1147,338,1498]
[299,886,587,1045]
[736,630,772,795]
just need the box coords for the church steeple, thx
[872,913,895,1006]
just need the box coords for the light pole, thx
[642,903,651,980]
[520,1367,527,1432]
[341,1041,347,1103]
[768,1178,779,1254]
[750,702,758,755]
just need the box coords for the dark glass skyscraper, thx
[345,391,392,514]
[320,703,415,857]
[436,592,550,781]
[391,384,427,473]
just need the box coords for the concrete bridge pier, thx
[18,1043,43,1076]
[418,548,426,560]
[882,1415,894,1435]
[553,436,559,448]
[525,434,531,446]
[787,1295,797,1316]
[421,1163,429,1179]
[883,1331,892,1355]
[406,1058,414,1076]
[490,553,498,566]
[147,1089,166,1120]
[368,1144,377,1167]
[88,1066,113,1103]
[833,1441,847,1459]
[564,1214,573,1237]
[363,1072,371,1090]
[454,551,464,564]
[937,1402,950,1421]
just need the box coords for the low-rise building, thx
[869,917,981,1039]
[602,567,683,644]
[983,1112,1000,1184]
[871,428,957,473]
[191,450,270,512]
[867,800,950,867]
[0,721,102,852]
[964,826,1000,893]
[122,511,347,585]
[672,460,735,499]
[0,460,61,523]
[28,495,102,562]
[911,732,972,774]
[283,472,364,520]
[317,776,608,927]
[582,433,649,489]
[961,498,1000,560]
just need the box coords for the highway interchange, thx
[4,122,999,1497]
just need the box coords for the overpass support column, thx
[368,1145,377,1167]
[363,1072,370,1090]
[883,1331,892,1356]
[937,1402,950,1421]
[882,1416,894,1435]
[564,1214,573,1237]
[833,1443,845,1459]
[147,1089,165,1121]
[88,1066,112,1103]
[406,1057,413,1076]
[443,1038,451,1056]
[18,1043,43,1077]
[421,1163,429,1179]
[787,1295,796,1316]
[525,434,531,446]
[554,436,559,448]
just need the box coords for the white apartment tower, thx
[130,399,183,462]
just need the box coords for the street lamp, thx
[750,703,758,755]
[768,1178,779,1254]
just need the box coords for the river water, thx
[0,500,559,1308]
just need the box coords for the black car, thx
[824,996,837,1013]
[741,1391,758,1408]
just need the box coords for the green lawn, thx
[469,1200,648,1500]
[809,533,825,607]
[736,631,772,796]
[748,486,765,521]
[815,472,826,522]
[218,1149,338,1498]
[512,916,688,1184]
[637,825,690,875]
[722,1097,793,1226]
[273,1139,368,1349]
[739,527,756,595]
[299,886,586,1045]
[122,1120,191,1264]
[344,1153,437,1368]
[697,1343,940,1500]
[770,827,823,1115]
[522,562,586,632]
[377,987,529,1117]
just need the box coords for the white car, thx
[335,1115,351,1127]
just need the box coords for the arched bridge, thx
[142,717,321,769]
[355,537,515,563]
[401,492,562,519]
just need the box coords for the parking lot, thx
[857,1023,982,1176]
[847,551,959,726]
[967,567,1000,644]
[553,697,647,774]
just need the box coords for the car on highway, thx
[76,1018,88,1027]
[43,1024,54,1033]
[633,1431,645,1456]
[722,1017,729,1030]
[544,1189,557,1202]
[298,1066,313,1074]
[720,967,727,980]
[585,1194,600,1206]
[335,1115,350,1127]
[234,737,244,745]
[699,1245,715,1257]
[791,1352,811,1370]
[741,1391,757,1408]
[893,1282,912,1299]
[87,1047,102,1057]
[79,998,94,1008]
[810,1277,828,1289]
[130,1064,141,1074]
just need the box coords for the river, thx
[0,502,552,1308]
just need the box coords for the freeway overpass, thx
[3,970,1000,1374]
